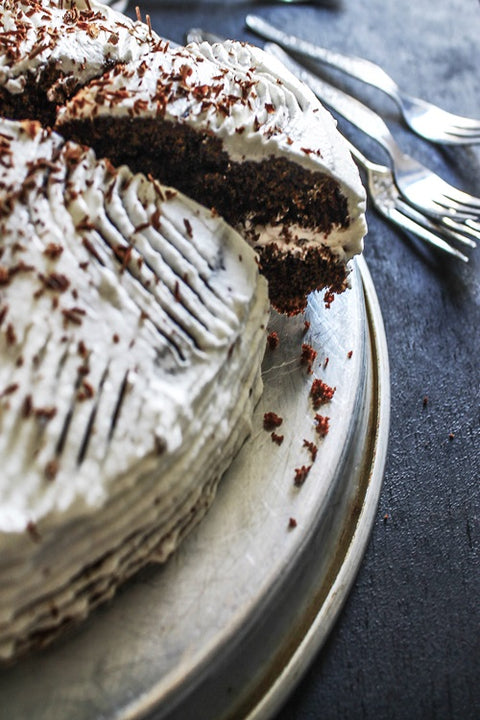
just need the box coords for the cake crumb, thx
[423,395,429,407]
[300,343,317,374]
[324,290,335,308]
[303,439,318,462]
[266,331,279,350]
[263,411,283,431]
[314,414,330,438]
[448,432,455,440]
[347,350,353,359]
[271,431,284,446]
[288,517,298,529]
[294,464,311,486]
[310,378,335,409]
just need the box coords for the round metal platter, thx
[0,255,390,720]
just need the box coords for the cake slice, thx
[55,38,367,314]
[0,118,269,661]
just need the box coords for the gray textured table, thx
[129,3,480,718]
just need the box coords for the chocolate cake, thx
[0,0,368,662]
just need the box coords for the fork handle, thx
[265,43,400,158]
[247,15,402,104]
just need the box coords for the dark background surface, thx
[127,2,480,718]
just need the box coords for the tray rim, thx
[247,254,390,720]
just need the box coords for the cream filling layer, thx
[245,215,367,262]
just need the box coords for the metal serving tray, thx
[0,256,389,720]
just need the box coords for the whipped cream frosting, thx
[0,0,158,98]
[57,38,367,261]
[0,118,269,660]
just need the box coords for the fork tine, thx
[446,133,480,144]
[442,216,480,244]
[466,218,480,235]
[448,119,480,132]
[385,206,470,262]
[441,187,480,211]
[390,209,470,262]
[444,120,480,139]
[423,197,480,221]
[433,194,480,218]
[416,200,478,222]
[395,198,477,249]
[447,129,480,141]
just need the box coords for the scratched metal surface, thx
[126,4,480,719]
[0,258,389,720]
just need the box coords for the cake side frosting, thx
[0,118,269,660]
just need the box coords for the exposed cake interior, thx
[58,116,351,313]
[56,39,367,314]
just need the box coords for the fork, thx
[246,15,480,146]
[264,43,480,231]
[344,139,474,263]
